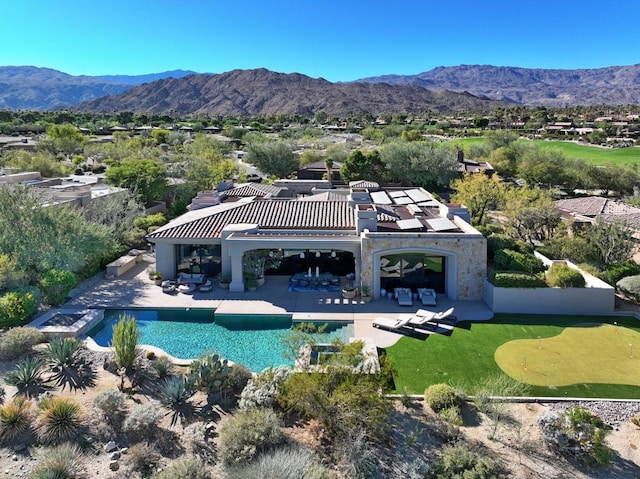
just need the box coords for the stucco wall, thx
[360,231,487,301]
[484,279,615,315]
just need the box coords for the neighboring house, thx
[455,150,494,176]
[147,181,487,300]
[555,196,640,233]
[297,160,344,183]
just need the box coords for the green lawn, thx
[385,314,640,398]
[451,137,640,166]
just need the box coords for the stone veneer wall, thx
[360,232,487,301]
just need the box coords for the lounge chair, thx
[408,310,437,326]
[394,288,413,306]
[161,280,177,294]
[199,279,213,292]
[432,307,456,323]
[372,315,413,331]
[417,288,436,306]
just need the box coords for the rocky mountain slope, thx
[74,68,502,116]
[0,66,195,110]
[357,64,640,106]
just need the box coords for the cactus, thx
[188,353,232,395]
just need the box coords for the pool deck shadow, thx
[60,255,493,348]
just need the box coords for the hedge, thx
[489,271,547,288]
[0,290,38,328]
[617,275,640,301]
[39,269,77,306]
[546,263,585,288]
[606,261,640,286]
[493,249,545,274]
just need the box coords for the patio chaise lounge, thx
[394,288,413,306]
[417,288,436,306]
[372,315,413,331]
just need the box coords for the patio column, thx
[354,254,361,286]
[229,251,245,292]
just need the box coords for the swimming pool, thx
[89,308,353,372]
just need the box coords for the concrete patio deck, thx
[63,254,493,348]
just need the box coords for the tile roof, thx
[221,183,284,198]
[349,180,380,189]
[555,197,607,216]
[148,200,355,240]
[296,191,349,202]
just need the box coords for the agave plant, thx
[5,356,46,397]
[44,338,83,371]
[157,375,195,426]
[0,397,32,441]
[37,397,83,444]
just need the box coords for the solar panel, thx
[370,191,392,205]
[406,204,423,215]
[426,217,458,232]
[388,190,407,198]
[393,196,413,205]
[405,189,430,202]
[418,200,441,207]
[396,218,424,230]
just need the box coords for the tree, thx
[4,150,71,177]
[502,186,560,245]
[84,189,145,245]
[587,217,635,267]
[105,159,167,204]
[340,149,387,183]
[245,141,299,178]
[0,185,116,277]
[451,173,506,225]
[39,124,86,156]
[379,141,458,189]
[517,147,568,188]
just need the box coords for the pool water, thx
[89,308,353,372]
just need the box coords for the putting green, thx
[495,324,640,387]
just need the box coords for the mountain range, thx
[1,64,640,115]
[358,64,640,106]
[0,66,195,110]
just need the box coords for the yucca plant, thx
[158,375,195,426]
[111,314,141,373]
[31,443,85,479]
[37,397,83,444]
[5,356,46,397]
[0,397,32,442]
[150,355,174,379]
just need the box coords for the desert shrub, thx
[228,363,253,394]
[429,442,506,478]
[153,455,211,479]
[487,234,531,259]
[493,249,545,273]
[334,428,379,479]
[424,383,460,412]
[546,263,585,288]
[0,326,45,360]
[150,355,174,379]
[616,274,640,301]
[125,443,162,477]
[217,407,285,465]
[111,314,141,372]
[182,421,216,463]
[39,269,78,306]
[0,385,4,403]
[238,366,291,410]
[5,356,46,397]
[0,397,32,442]
[607,260,640,286]
[489,271,547,288]
[0,290,38,328]
[93,389,127,424]
[36,396,83,444]
[438,405,464,426]
[538,406,613,466]
[31,443,85,479]
[123,399,163,441]
[134,212,167,232]
[225,445,331,479]
[631,415,640,427]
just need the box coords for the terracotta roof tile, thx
[148,200,354,240]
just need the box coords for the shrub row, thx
[493,249,545,274]
[489,271,547,288]
[546,263,585,288]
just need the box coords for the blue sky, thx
[3,0,638,82]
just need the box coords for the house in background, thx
[147,181,486,301]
